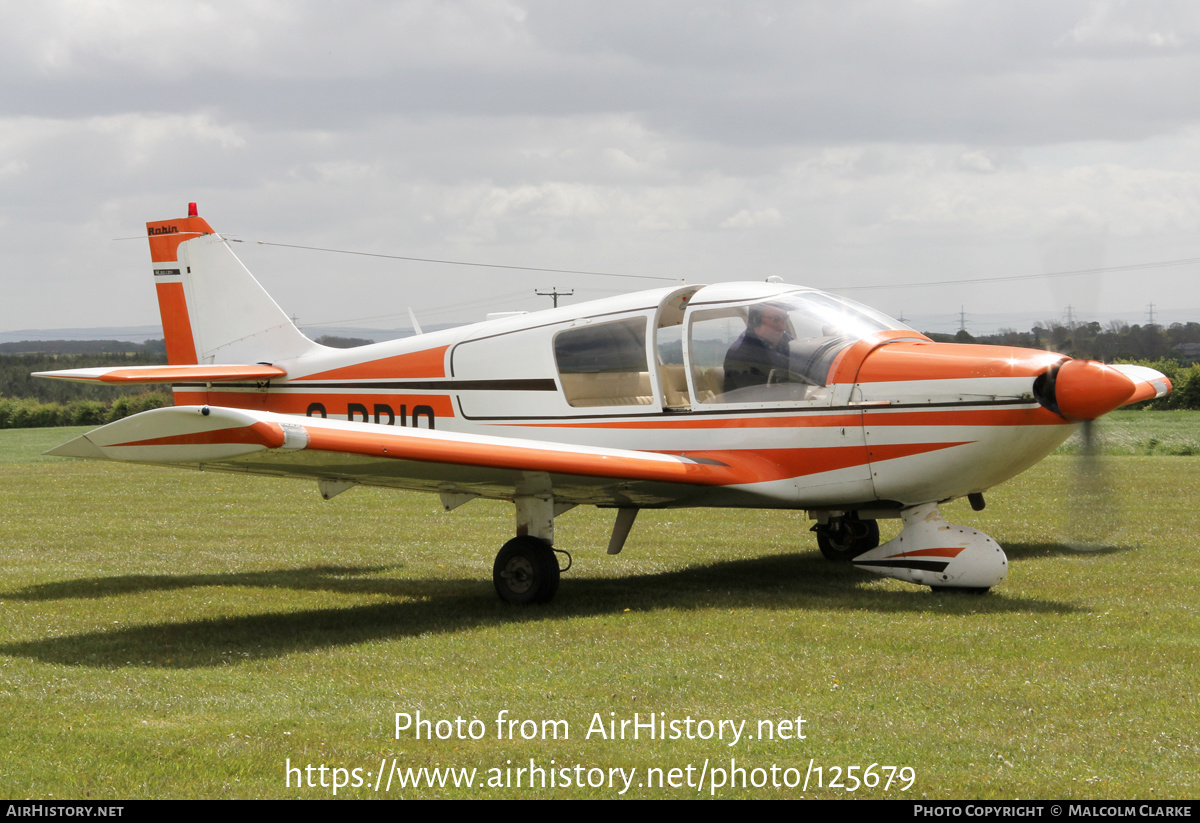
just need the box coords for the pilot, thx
[723,303,794,394]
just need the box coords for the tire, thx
[493,536,560,605]
[815,516,880,562]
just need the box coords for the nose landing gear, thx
[812,514,881,562]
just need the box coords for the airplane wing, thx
[32,364,287,384]
[46,406,753,507]
[1111,364,1172,405]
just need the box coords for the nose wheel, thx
[813,515,880,562]
[493,536,560,604]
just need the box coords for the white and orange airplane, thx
[37,204,1172,603]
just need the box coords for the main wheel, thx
[493,536,560,604]
[815,516,880,562]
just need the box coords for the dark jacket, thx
[723,330,793,393]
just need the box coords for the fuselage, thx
[168,281,1077,512]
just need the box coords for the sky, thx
[3,0,1200,339]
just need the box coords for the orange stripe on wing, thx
[113,421,286,450]
[302,427,735,486]
[95,365,287,383]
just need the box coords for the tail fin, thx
[147,203,318,365]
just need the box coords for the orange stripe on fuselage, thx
[862,407,1068,427]
[514,413,864,430]
[296,346,450,380]
[155,282,198,365]
[509,406,1063,430]
[660,440,967,483]
[171,390,456,421]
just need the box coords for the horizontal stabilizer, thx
[33,364,287,384]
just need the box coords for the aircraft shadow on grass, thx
[1001,540,1132,559]
[0,549,1087,669]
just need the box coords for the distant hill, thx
[0,324,463,348]
[0,339,166,355]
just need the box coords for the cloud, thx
[3,1,1200,333]
[720,208,782,229]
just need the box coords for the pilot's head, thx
[749,303,789,345]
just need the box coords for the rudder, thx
[148,203,318,366]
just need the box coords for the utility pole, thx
[958,306,968,333]
[536,287,573,308]
[1146,302,1157,325]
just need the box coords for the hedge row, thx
[1130,360,1200,410]
[0,392,172,429]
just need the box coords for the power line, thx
[254,240,678,282]
[827,257,1200,292]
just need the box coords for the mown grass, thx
[0,417,1198,799]
[1056,409,1200,456]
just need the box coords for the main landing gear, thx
[489,489,578,605]
[493,536,561,605]
[488,494,629,605]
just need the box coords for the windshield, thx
[688,291,902,404]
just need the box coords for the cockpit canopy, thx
[453,282,911,418]
[551,284,908,409]
[680,287,907,404]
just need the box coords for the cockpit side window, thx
[554,317,653,408]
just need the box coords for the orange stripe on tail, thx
[155,282,198,365]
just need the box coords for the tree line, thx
[2,324,1199,429]
[928,321,1200,410]
[930,320,1200,363]
[0,345,172,429]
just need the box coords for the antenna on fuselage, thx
[407,307,423,336]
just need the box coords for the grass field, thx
[1056,409,1200,456]
[1,418,1198,799]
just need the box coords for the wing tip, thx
[45,435,107,459]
